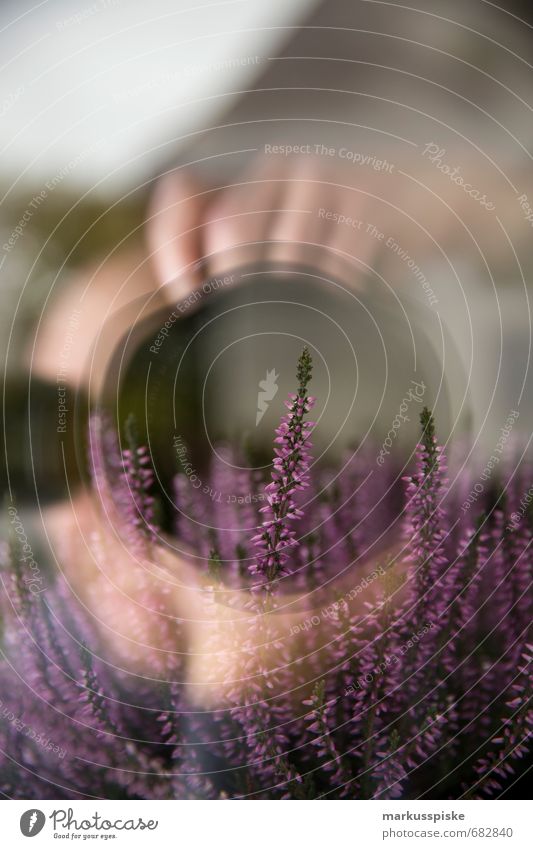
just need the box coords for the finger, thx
[145,170,207,300]
[266,159,339,266]
[325,186,384,283]
[203,157,289,275]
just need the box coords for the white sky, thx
[0,0,313,193]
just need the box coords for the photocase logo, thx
[256,368,279,425]
[20,809,46,837]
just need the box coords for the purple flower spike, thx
[250,347,315,583]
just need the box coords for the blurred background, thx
[2,0,533,506]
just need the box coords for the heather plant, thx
[0,349,531,799]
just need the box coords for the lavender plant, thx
[0,350,531,799]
